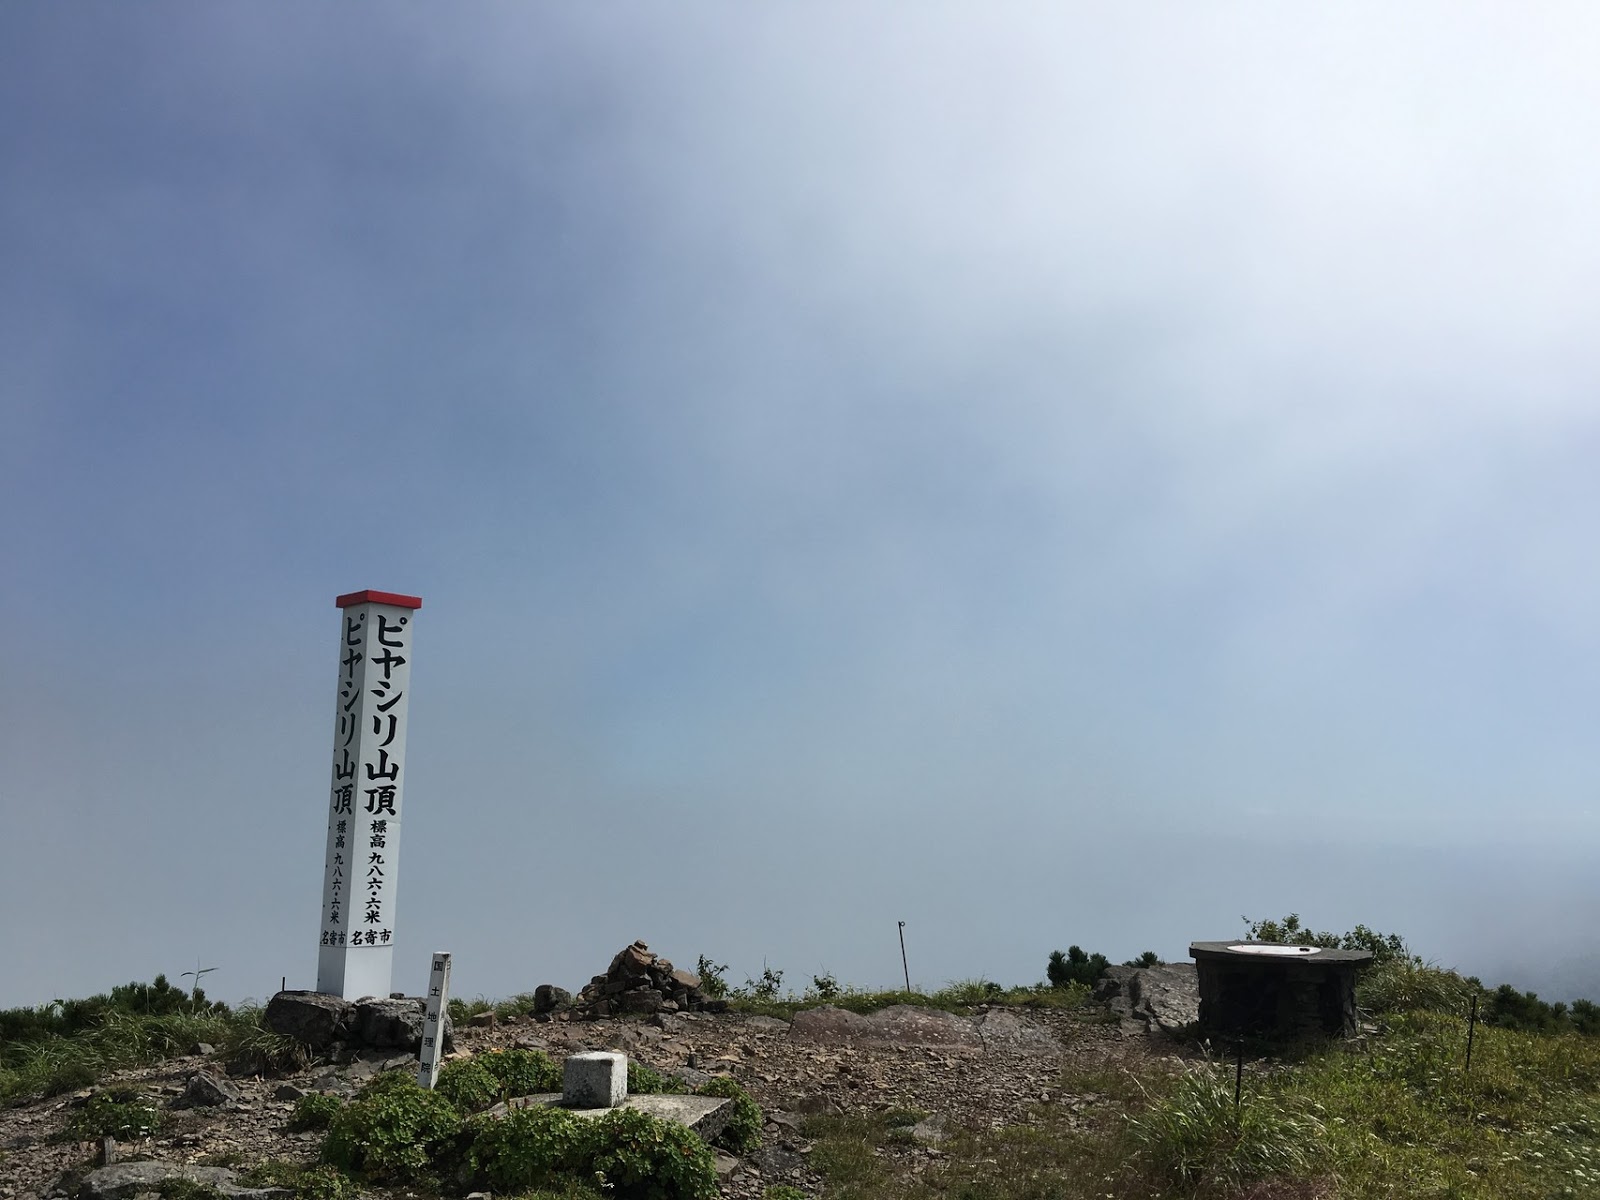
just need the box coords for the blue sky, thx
[3,3,1599,1009]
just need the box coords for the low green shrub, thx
[68,1086,162,1140]
[1046,946,1108,989]
[357,1067,420,1096]
[465,1106,589,1191]
[287,1092,344,1132]
[696,1075,762,1154]
[627,1060,686,1095]
[762,1188,807,1200]
[584,1106,719,1200]
[239,1160,356,1200]
[480,1047,563,1096]
[435,1058,502,1114]
[1484,983,1575,1034]
[322,1075,461,1182]
[695,956,729,999]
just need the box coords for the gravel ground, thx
[0,1003,1176,1200]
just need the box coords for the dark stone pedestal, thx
[1189,942,1373,1039]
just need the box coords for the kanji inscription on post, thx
[316,589,422,1000]
[417,951,452,1089]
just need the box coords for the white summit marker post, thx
[417,952,452,1089]
[315,589,423,1000]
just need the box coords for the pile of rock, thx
[263,990,454,1057]
[1091,963,1200,1034]
[573,941,729,1018]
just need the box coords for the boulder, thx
[353,996,455,1052]
[1093,963,1200,1034]
[263,991,354,1049]
[263,991,452,1056]
[533,984,573,1014]
[181,1070,242,1107]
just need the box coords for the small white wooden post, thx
[418,951,452,1088]
[316,589,423,1000]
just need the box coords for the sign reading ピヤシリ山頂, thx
[316,589,422,1000]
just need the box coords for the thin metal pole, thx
[1234,1041,1244,1107]
[898,921,911,993]
[1465,994,1478,1072]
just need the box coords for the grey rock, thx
[181,1070,241,1107]
[272,1084,308,1102]
[618,989,663,1014]
[79,1162,291,1200]
[751,1140,809,1176]
[263,991,353,1050]
[975,1009,1061,1053]
[1093,964,1200,1033]
[353,997,424,1048]
[352,996,455,1053]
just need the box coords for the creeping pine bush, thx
[287,1092,344,1132]
[1128,1062,1324,1194]
[1047,946,1109,988]
[585,1106,719,1200]
[322,1074,461,1182]
[696,1076,762,1154]
[465,1106,590,1191]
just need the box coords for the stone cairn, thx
[573,941,728,1018]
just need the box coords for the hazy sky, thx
[4,4,1599,1010]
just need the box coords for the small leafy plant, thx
[695,956,729,999]
[435,1058,502,1114]
[696,1075,763,1154]
[480,1046,563,1096]
[742,966,785,1001]
[68,1086,162,1140]
[627,1060,686,1095]
[239,1160,356,1200]
[322,1074,461,1181]
[584,1106,719,1200]
[810,972,840,1000]
[287,1092,344,1132]
[465,1105,589,1191]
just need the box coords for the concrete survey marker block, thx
[564,1051,627,1109]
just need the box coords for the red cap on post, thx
[335,590,423,610]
